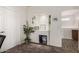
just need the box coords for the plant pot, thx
[24,38,31,44]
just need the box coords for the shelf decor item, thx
[54,17,58,21]
[32,16,36,24]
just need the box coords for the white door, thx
[0,7,6,35]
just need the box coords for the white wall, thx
[0,6,28,52]
[62,29,72,39]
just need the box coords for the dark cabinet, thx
[72,30,78,41]
[0,35,6,48]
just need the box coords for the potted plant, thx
[23,21,34,44]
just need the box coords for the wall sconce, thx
[49,15,51,24]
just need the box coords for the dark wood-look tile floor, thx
[6,42,79,53]
[62,39,78,51]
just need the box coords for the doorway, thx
[61,9,79,51]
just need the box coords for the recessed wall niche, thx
[31,14,49,31]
